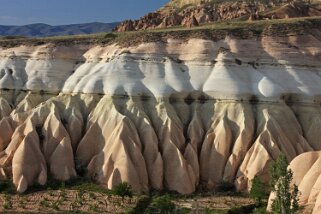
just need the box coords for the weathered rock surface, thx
[0,30,321,198]
[114,0,321,31]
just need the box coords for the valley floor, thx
[0,180,256,213]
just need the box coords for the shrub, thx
[126,195,151,214]
[104,33,117,39]
[0,181,16,194]
[113,182,133,199]
[227,204,256,214]
[146,195,176,214]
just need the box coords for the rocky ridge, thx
[114,0,321,31]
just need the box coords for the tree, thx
[250,176,266,206]
[269,154,300,214]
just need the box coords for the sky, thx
[0,0,169,26]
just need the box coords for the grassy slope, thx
[0,16,320,48]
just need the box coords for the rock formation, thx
[114,0,321,31]
[0,26,320,200]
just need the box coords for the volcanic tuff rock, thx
[114,0,321,31]
[0,26,321,213]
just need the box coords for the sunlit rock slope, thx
[0,27,321,198]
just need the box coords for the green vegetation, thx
[25,176,112,195]
[252,206,267,214]
[39,197,50,207]
[0,184,260,214]
[127,195,152,214]
[0,156,304,214]
[0,35,27,40]
[0,16,319,48]
[59,189,67,200]
[2,193,12,209]
[0,154,304,213]
[249,176,269,213]
[250,176,266,206]
[203,207,214,213]
[18,196,27,209]
[227,204,257,214]
[0,180,16,194]
[113,182,133,199]
[51,201,60,210]
[238,154,301,214]
[145,194,176,214]
[47,187,54,196]
[269,154,300,214]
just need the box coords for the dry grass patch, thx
[0,190,138,213]
[174,193,254,213]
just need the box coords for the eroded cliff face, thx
[0,31,320,199]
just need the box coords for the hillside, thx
[0,17,319,48]
[115,0,321,31]
[0,22,119,37]
[165,0,319,7]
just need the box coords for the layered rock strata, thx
[0,31,321,197]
